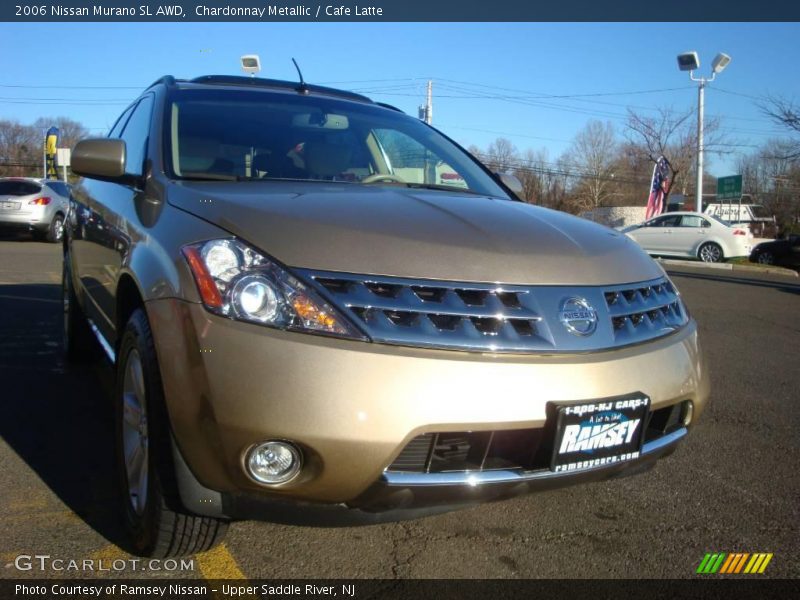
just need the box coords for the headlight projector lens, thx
[232,275,280,323]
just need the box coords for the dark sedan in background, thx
[749,235,800,269]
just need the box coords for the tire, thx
[698,242,724,263]
[756,251,774,265]
[63,254,98,362]
[46,213,65,243]
[116,308,228,557]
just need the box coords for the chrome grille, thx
[297,269,688,353]
[604,281,686,345]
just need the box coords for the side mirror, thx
[496,172,523,194]
[72,138,127,181]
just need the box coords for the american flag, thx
[645,156,672,220]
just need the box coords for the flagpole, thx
[645,160,659,220]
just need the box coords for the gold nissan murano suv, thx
[64,74,709,557]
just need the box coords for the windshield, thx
[166,88,509,198]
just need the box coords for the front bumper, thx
[209,427,686,524]
[356,427,685,511]
[146,298,709,513]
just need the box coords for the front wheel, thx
[756,251,774,265]
[116,308,228,557]
[698,242,724,263]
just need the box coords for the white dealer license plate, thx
[551,394,650,473]
[0,201,20,210]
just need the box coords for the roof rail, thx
[375,102,404,113]
[186,75,373,103]
[145,75,176,91]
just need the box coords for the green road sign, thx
[717,175,742,200]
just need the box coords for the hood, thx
[168,181,663,286]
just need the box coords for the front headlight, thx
[182,239,366,340]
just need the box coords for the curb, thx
[657,258,798,278]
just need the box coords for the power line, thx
[471,151,652,185]
[714,87,763,101]
[0,77,780,126]
[0,84,145,90]
[434,78,694,100]
[356,78,779,128]
[439,124,572,144]
[0,100,128,106]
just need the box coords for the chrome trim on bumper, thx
[382,427,688,487]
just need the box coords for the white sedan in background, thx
[622,212,752,263]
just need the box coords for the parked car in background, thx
[622,212,752,263]
[0,177,70,242]
[749,235,800,268]
[704,202,778,239]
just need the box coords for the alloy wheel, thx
[699,244,722,263]
[757,252,774,265]
[122,350,149,516]
[54,217,64,241]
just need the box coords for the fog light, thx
[683,401,694,426]
[246,441,301,484]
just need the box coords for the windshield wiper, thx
[178,172,238,182]
[178,173,353,184]
[404,183,484,195]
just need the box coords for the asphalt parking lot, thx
[0,236,798,580]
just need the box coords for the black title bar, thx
[3,579,800,599]
[4,0,800,22]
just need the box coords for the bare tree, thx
[563,120,617,211]
[605,141,653,206]
[483,138,519,173]
[0,117,91,178]
[759,95,800,159]
[466,144,482,159]
[33,116,89,151]
[736,139,800,232]
[0,119,40,176]
[626,107,728,201]
[511,148,550,204]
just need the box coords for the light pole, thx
[677,51,731,214]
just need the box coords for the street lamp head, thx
[711,53,731,74]
[677,51,700,72]
[240,54,261,76]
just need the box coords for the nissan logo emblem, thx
[559,297,598,336]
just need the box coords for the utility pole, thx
[425,80,433,124]
[420,80,435,185]
[42,129,47,179]
[695,79,705,214]
[418,80,433,124]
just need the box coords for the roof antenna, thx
[292,58,309,94]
